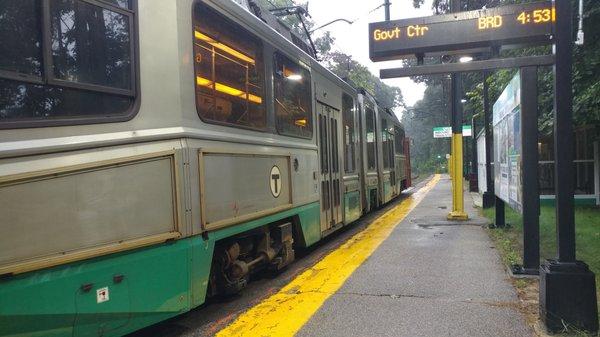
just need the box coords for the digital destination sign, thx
[369,1,555,61]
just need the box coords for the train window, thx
[343,93,356,173]
[382,119,390,169]
[395,127,405,155]
[0,80,132,121]
[319,114,329,173]
[0,0,137,128]
[100,0,131,9]
[365,105,376,171]
[50,0,133,91]
[387,125,395,169]
[0,1,43,78]
[331,118,339,172]
[193,2,266,130]
[274,52,312,138]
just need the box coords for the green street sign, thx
[433,126,472,138]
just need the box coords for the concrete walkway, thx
[297,175,532,337]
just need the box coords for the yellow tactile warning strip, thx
[216,174,441,337]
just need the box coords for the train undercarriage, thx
[208,222,296,296]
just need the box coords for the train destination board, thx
[369,1,555,61]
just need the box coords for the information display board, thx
[493,72,522,212]
[369,1,554,61]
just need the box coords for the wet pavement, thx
[297,175,532,337]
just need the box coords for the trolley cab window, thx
[0,0,136,128]
[273,52,312,139]
[193,2,266,130]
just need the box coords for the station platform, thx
[214,175,532,337]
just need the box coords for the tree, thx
[314,31,335,58]
[413,0,600,134]
[402,81,451,174]
[413,0,503,13]
[572,0,600,128]
[323,51,404,110]
[254,0,314,40]
[253,0,405,111]
[407,0,600,174]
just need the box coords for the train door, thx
[395,126,407,191]
[388,122,397,196]
[364,102,380,211]
[318,102,342,232]
[380,117,396,202]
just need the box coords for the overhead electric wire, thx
[309,2,387,34]
[350,3,387,24]
[265,0,386,34]
[263,0,388,60]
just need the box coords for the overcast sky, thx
[309,0,434,118]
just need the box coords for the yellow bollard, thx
[448,133,468,220]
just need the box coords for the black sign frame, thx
[369,1,555,61]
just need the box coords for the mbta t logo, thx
[270,166,282,198]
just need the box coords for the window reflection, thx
[0,0,136,125]
[0,79,131,120]
[101,0,130,9]
[0,0,43,77]
[395,127,405,155]
[274,52,312,138]
[51,0,132,90]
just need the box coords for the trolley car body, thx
[0,1,409,336]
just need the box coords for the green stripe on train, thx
[0,202,320,337]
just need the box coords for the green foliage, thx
[254,0,405,110]
[253,0,316,43]
[409,0,600,169]
[401,81,451,175]
[314,31,335,56]
[414,0,504,13]
[323,51,404,111]
[483,205,600,325]
[573,0,600,129]
[463,0,600,133]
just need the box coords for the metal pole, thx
[488,63,503,233]
[495,196,505,228]
[483,71,495,208]
[448,65,468,220]
[447,0,468,220]
[553,0,576,264]
[520,66,540,273]
[539,0,598,332]
[384,0,391,21]
[594,141,599,206]
[471,115,478,192]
